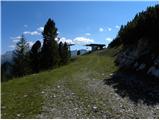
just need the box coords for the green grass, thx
[1,48,118,119]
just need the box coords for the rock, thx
[57,86,60,88]
[41,91,45,94]
[1,106,6,109]
[154,58,159,65]
[133,62,138,68]
[92,106,98,112]
[137,64,146,70]
[147,66,159,77]
[23,94,28,97]
[17,114,21,117]
[109,73,113,76]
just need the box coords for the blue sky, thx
[1,1,158,54]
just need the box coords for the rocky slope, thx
[109,5,159,79]
[115,37,158,78]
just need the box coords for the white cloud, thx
[12,39,20,43]
[10,36,21,40]
[73,37,94,45]
[107,27,112,31]
[99,28,104,32]
[115,25,120,29]
[106,37,112,42]
[23,31,41,35]
[8,45,15,49]
[23,31,30,34]
[59,37,74,44]
[58,36,94,45]
[85,33,91,36]
[10,36,21,43]
[22,26,44,36]
[37,27,44,32]
[24,25,28,28]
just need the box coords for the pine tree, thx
[58,42,70,65]
[62,42,70,64]
[41,18,60,69]
[58,41,63,65]
[30,40,41,73]
[12,35,31,77]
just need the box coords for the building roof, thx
[67,44,75,46]
[85,44,106,47]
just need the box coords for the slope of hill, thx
[1,48,158,119]
[108,5,159,78]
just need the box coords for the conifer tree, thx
[41,18,60,69]
[62,42,70,64]
[12,35,31,77]
[30,40,41,73]
[58,41,63,65]
[58,42,70,65]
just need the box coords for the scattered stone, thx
[109,73,113,76]
[23,95,28,97]
[1,106,6,109]
[92,106,98,112]
[102,114,107,118]
[53,94,56,98]
[37,72,159,119]
[147,66,159,77]
[17,114,21,117]
[134,62,139,68]
[137,64,146,70]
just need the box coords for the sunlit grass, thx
[1,48,118,118]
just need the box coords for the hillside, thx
[1,48,158,119]
[108,5,159,78]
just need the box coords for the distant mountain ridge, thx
[1,49,88,64]
[1,51,14,64]
[71,49,88,57]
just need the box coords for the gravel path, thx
[36,74,159,119]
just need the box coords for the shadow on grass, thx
[103,69,159,105]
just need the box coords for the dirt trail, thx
[37,51,158,119]
[37,71,159,119]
